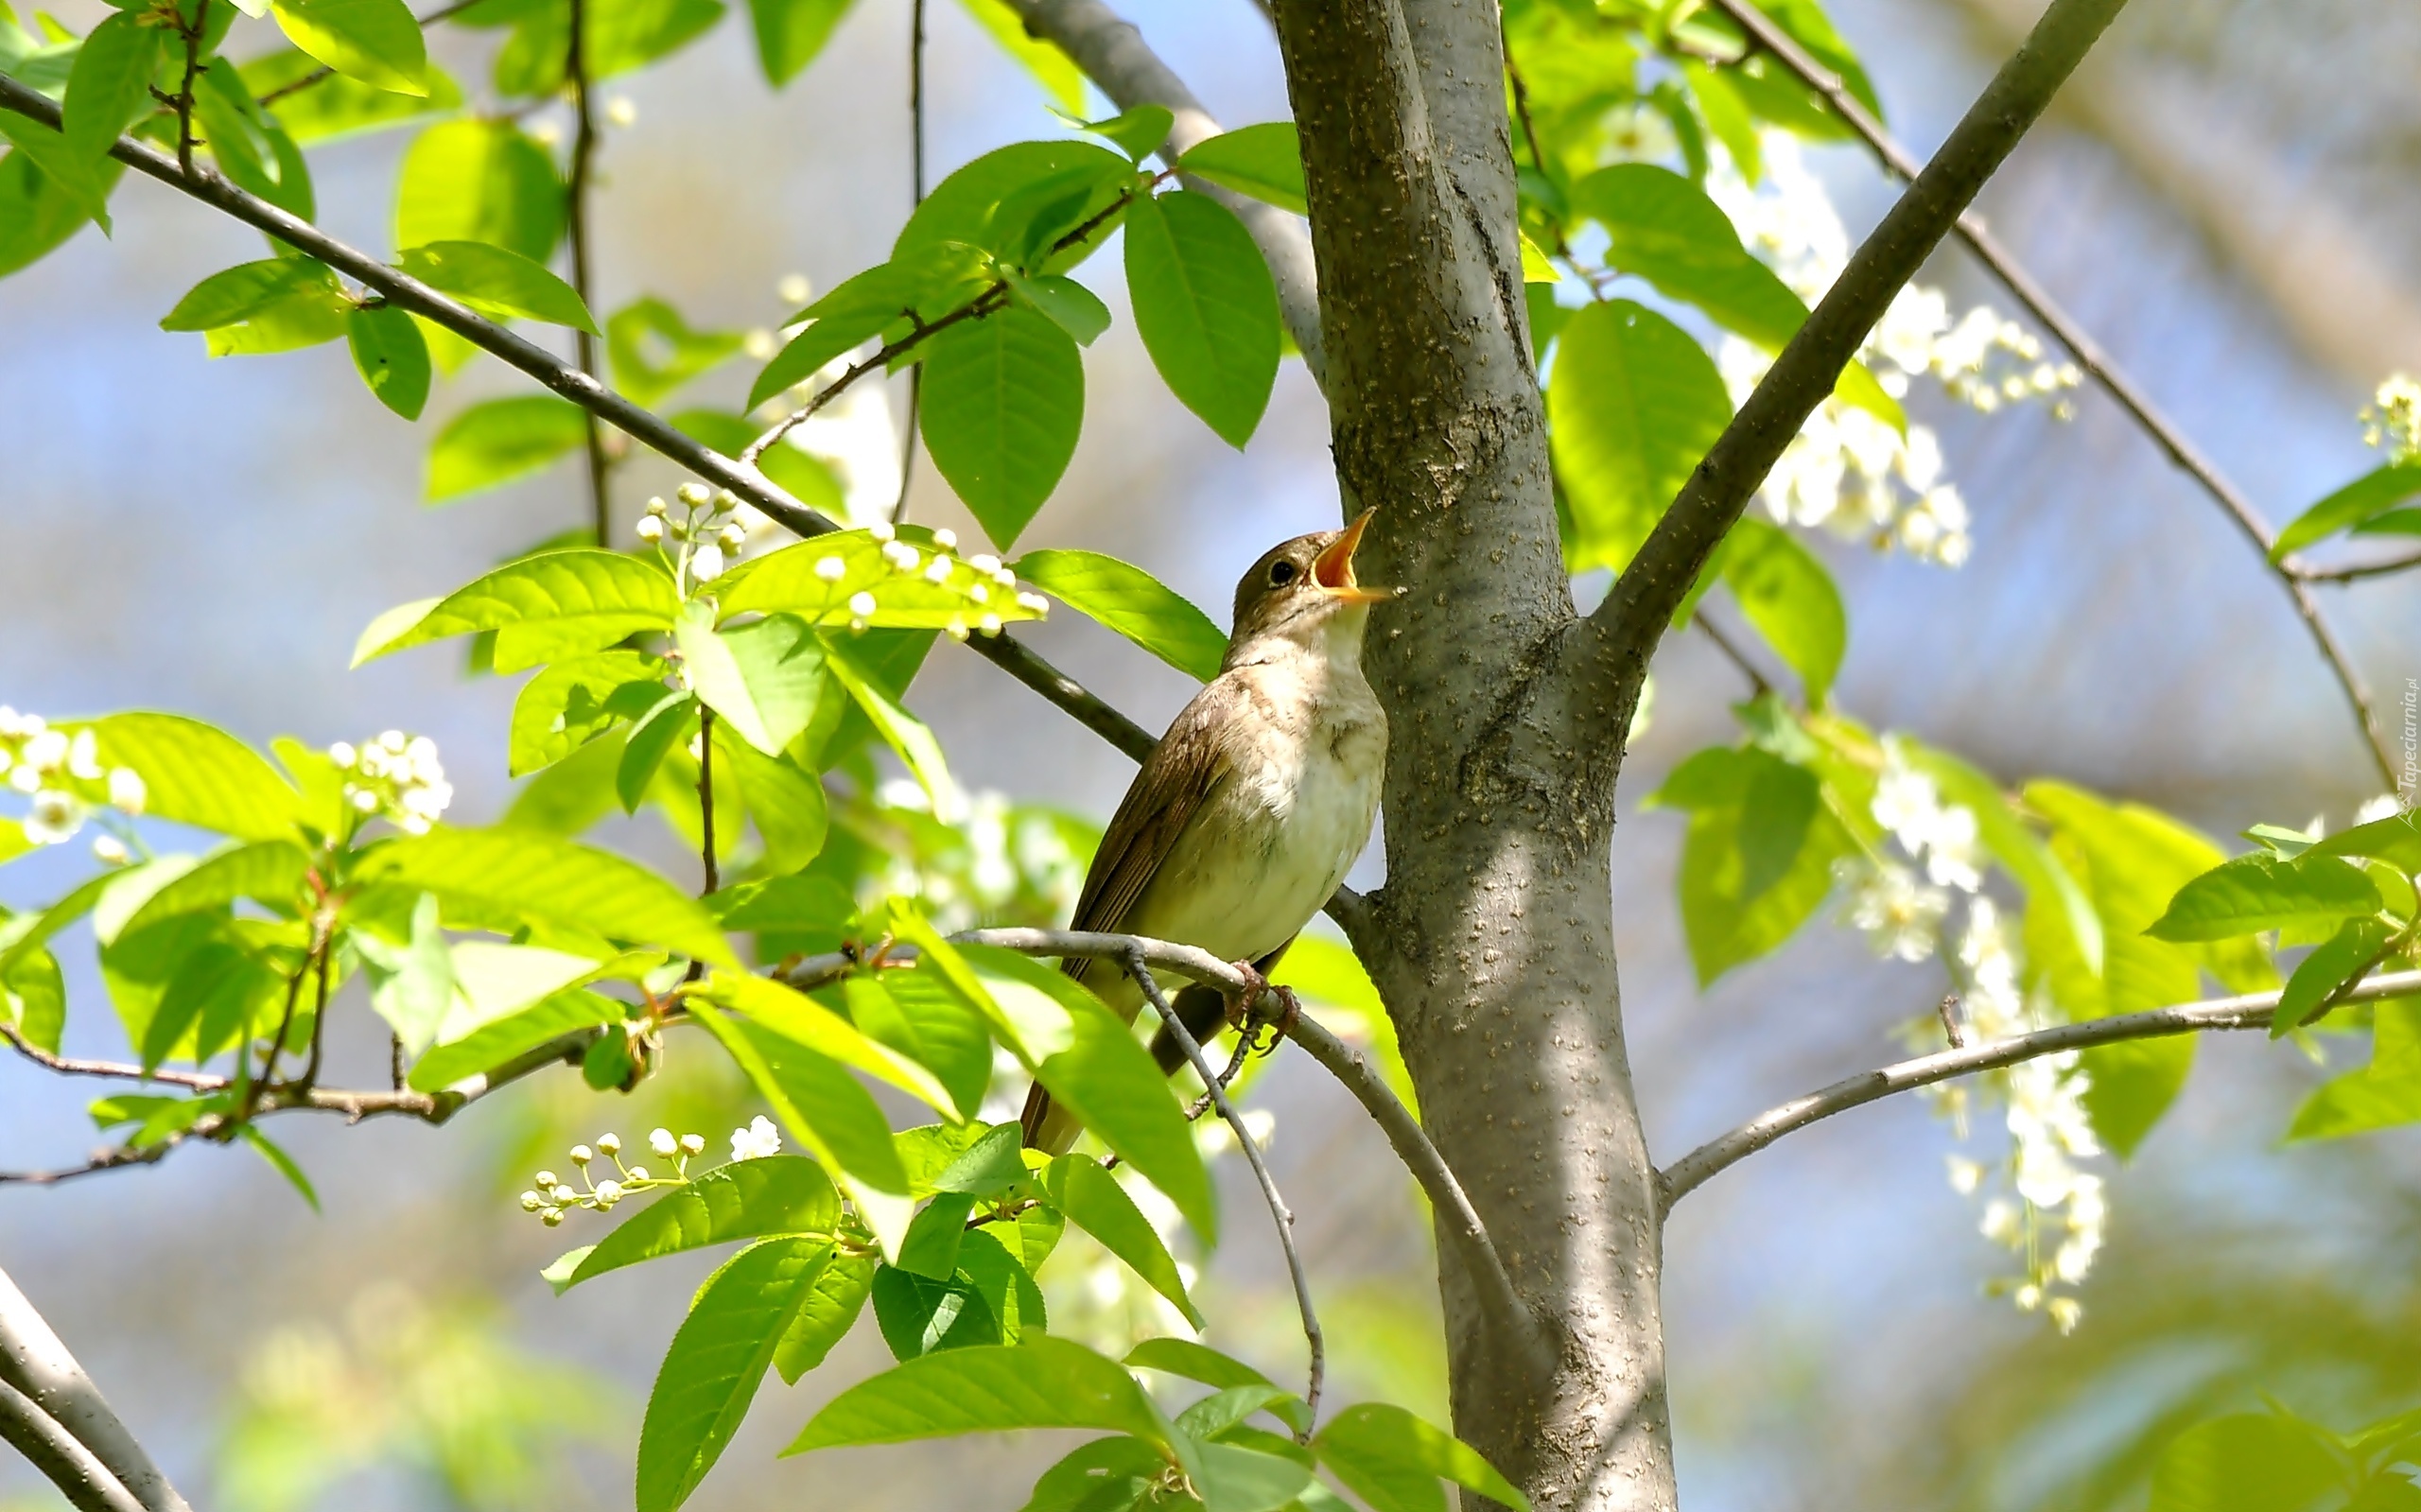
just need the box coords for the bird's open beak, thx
[1312,509,1393,602]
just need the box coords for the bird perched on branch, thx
[1020,511,1394,1153]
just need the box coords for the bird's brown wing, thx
[1057,675,1245,984]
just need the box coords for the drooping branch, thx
[1656,967,2421,1211]
[565,0,614,546]
[998,0,1326,388]
[1126,950,1324,1434]
[1695,0,2401,792]
[1587,0,2129,700]
[0,1269,191,1512]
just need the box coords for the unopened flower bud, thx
[624,1165,649,1182]
[636,516,666,544]
[932,529,957,551]
[535,1171,559,1189]
[677,482,710,507]
[550,1184,578,1204]
[867,520,896,543]
[596,1133,621,1156]
[91,834,129,864]
[519,1190,543,1211]
[569,1144,593,1165]
[847,591,877,618]
[813,556,846,582]
[646,495,670,516]
[593,1179,623,1205]
[650,1128,678,1157]
[679,1133,705,1156]
[542,1208,565,1226]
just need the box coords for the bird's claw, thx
[1224,961,1300,1053]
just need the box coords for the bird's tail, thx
[1019,979,1234,1154]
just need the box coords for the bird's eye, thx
[1268,560,1298,586]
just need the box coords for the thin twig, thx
[297,913,335,1090]
[892,0,928,526]
[170,0,206,180]
[742,289,1004,465]
[1656,967,2421,1212]
[697,704,720,894]
[2,1028,225,1090]
[253,0,491,104]
[1126,947,1323,1435]
[565,0,613,547]
[2289,549,2421,584]
[1695,0,2397,791]
[1693,612,1773,698]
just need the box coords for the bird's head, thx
[1227,508,1395,665]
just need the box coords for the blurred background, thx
[5,0,2421,1505]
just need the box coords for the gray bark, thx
[0,1270,191,1512]
[1263,0,1670,1505]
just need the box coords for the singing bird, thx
[1019,511,1394,1153]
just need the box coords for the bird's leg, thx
[1224,959,1301,1056]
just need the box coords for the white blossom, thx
[729,1116,782,1161]
[2362,373,2421,461]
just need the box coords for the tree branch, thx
[564,0,614,547]
[1587,0,2128,703]
[0,1269,190,1512]
[997,0,1326,388]
[2290,548,2421,585]
[1695,0,2400,792]
[1656,967,2421,1212]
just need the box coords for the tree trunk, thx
[1265,0,1675,1506]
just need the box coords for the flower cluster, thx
[328,731,452,836]
[1705,132,2080,566]
[1,708,147,860]
[2360,373,2421,461]
[516,1123,782,1225]
[815,520,1045,639]
[1840,744,2103,1329]
[864,785,1091,932]
[638,482,751,588]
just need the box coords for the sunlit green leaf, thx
[773,1246,874,1382]
[788,1337,1168,1451]
[550,1155,839,1291]
[949,0,1085,113]
[1045,1155,1201,1327]
[244,46,460,142]
[1718,518,1844,704]
[272,0,428,96]
[704,970,957,1116]
[822,634,960,819]
[1125,191,1280,449]
[607,296,742,407]
[61,12,163,159]
[691,1002,911,1191]
[637,1236,835,1512]
[746,0,852,84]
[118,840,309,940]
[357,825,736,965]
[1550,300,1732,574]
[70,714,309,843]
[2147,853,2381,943]
[403,983,621,1089]
[920,305,1084,549]
[422,395,590,501]
[0,146,110,277]
[395,118,561,261]
[356,548,676,668]
[1176,122,1305,215]
[398,240,597,332]
[714,527,1041,633]
[1646,744,1850,985]
[2146,1411,2344,1512]
[2273,461,2421,561]
[1313,1403,1531,1512]
[508,650,666,776]
[346,304,431,419]
[1013,548,1225,681]
[677,605,825,756]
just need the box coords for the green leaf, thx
[72,713,309,842]
[1077,103,1174,162]
[676,606,825,756]
[891,1190,978,1281]
[715,730,829,872]
[237,1126,321,1211]
[774,1247,875,1382]
[61,12,163,159]
[2148,1413,2344,1512]
[1718,518,1844,704]
[788,1337,1168,1451]
[0,145,112,278]
[950,0,1085,113]
[690,1002,912,1191]
[1549,300,1732,574]
[1007,270,1112,346]
[508,650,666,776]
[272,0,428,96]
[356,548,677,668]
[2312,809,2421,873]
[1019,1436,1168,1512]
[394,118,561,262]
[1176,122,1306,215]
[869,971,993,1118]
[118,840,309,940]
[1194,1441,1315,1512]
[822,634,960,819]
[1033,988,1217,1241]
[921,305,1085,549]
[608,296,743,407]
[1045,1155,1201,1327]
[1571,164,1805,350]
[244,46,459,142]
[1123,1340,1294,1421]
[404,983,621,1089]
[703,970,959,1117]
[357,825,736,965]
[138,937,273,1071]
[1124,191,1280,449]
[0,110,113,235]
[937,937,1076,1066]
[746,0,851,83]
[871,1260,997,1357]
[2273,461,2421,560]
[3,947,67,1056]
[188,64,316,220]
[1646,745,1850,985]
[2274,916,2397,1037]
[552,1156,840,1291]
[354,890,454,1051]
[2289,1000,2421,1142]
[714,527,1042,633]
[397,240,596,331]
[422,394,589,501]
[346,304,432,419]
[2146,852,2381,942]
[637,1235,835,1512]
[1012,548,1225,681]
[617,692,695,813]
[1313,1403,1531,1512]
[160,256,347,333]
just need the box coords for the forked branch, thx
[1657,967,2421,1211]
[0,1269,191,1512]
